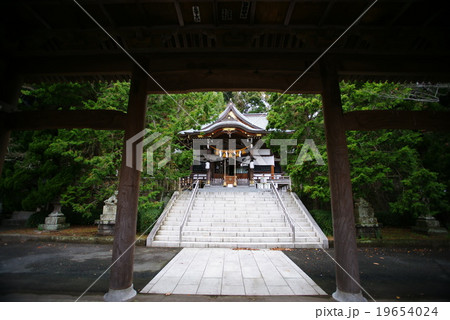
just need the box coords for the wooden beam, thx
[337,54,450,82]
[106,64,149,301]
[22,3,52,30]
[320,60,364,301]
[388,1,411,26]
[18,52,450,81]
[18,55,133,76]
[422,10,442,27]
[3,110,127,131]
[319,0,335,26]
[12,23,449,40]
[146,69,322,94]
[174,0,185,27]
[99,3,116,27]
[343,110,450,131]
[249,0,256,25]
[284,0,296,26]
[213,0,219,26]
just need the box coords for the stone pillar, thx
[39,201,70,231]
[320,61,365,302]
[413,215,448,235]
[205,161,211,186]
[223,158,227,187]
[233,156,237,187]
[354,198,381,239]
[96,192,118,236]
[249,161,254,186]
[105,65,149,302]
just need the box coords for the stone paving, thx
[141,248,327,296]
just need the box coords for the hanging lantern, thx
[250,161,255,169]
[205,162,210,170]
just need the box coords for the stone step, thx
[188,218,289,223]
[155,235,295,243]
[195,195,272,198]
[150,241,323,249]
[190,214,292,219]
[194,200,275,204]
[165,216,289,222]
[148,190,327,249]
[174,209,281,214]
[171,204,191,208]
[169,212,308,219]
[160,225,308,232]
[161,221,290,227]
[163,214,290,220]
[198,192,267,195]
[191,204,279,209]
[194,198,276,201]
[158,230,317,238]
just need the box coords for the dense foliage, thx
[1,82,448,232]
[0,83,224,230]
[266,82,450,228]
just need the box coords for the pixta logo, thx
[126,129,171,175]
[271,138,325,165]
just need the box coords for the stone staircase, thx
[147,188,328,249]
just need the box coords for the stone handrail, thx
[179,180,200,244]
[289,192,329,248]
[146,191,180,246]
[270,182,296,244]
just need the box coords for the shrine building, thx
[179,102,288,187]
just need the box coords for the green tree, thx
[223,91,268,113]
[266,82,449,226]
[1,84,225,228]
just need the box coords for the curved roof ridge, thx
[211,101,264,130]
[179,102,270,136]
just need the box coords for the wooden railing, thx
[178,176,193,191]
[254,175,291,190]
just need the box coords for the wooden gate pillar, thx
[0,67,23,177]
[104,66,148,301]
[320,61,366,302]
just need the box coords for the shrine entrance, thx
[183,103,280,188]
[223,158,244,187]
[211,157,249,187]
[2,0,450,302]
